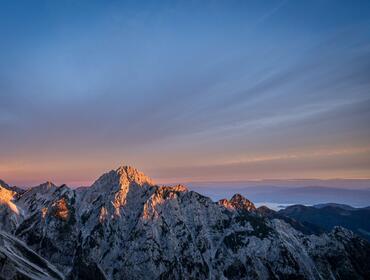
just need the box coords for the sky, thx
[0,0,370,187]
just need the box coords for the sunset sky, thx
[1,0,370,187]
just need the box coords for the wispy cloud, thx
[0,1,369,184]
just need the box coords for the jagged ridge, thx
[0,166,369,280]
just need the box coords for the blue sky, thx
[0,0,370,186]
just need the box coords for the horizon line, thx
[3,177,370,190]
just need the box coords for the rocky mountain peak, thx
[0,181,20,230]
[219,193,256,212]
[115,165,154,187]
[166,184,188,192]
[90,165,154,193]
[0,179,10,190]
[33,181,57,191]
[0,180,24,196]
[0,184,17,206]
[230,193,256,211]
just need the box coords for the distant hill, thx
[188,182,370,207]
[313,203,356,210]
[279,204,370,241]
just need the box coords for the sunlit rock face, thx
[218,194,257,212]
[14,182,78,271]
[1,165,370,280]
[0,181,22,232]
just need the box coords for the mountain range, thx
[0,166,369,279]
[188,183,370,207]
[279,203,370,242]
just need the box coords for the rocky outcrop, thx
[0,182,22,232]
[219,193,257,212]
[0,230,64,280]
